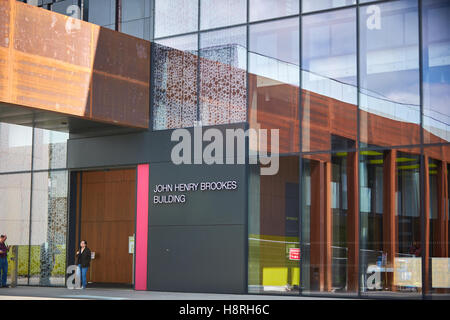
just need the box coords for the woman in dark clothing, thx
[76,240,91,289]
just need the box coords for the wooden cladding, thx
[0,0,149,129]
[79,169,136,284]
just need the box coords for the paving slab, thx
[0,286,342,300]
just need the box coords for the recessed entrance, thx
[71,168,136,286]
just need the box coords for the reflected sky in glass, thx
[302,8,356,83]
[249,0,299,22]
[360,0,420,106]
[302,8,357,106]
[422,0,450,142]
[200,0,247,30]
[302,0,356,13]
[154,0,198,38]
[249,18,299,86]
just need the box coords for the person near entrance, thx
[76,240,91,289]
[0,235,10,288]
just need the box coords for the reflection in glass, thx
[154,0,198,38]
[153,36,198,130]
[302,8,357,152]
[0,173,30,286]
[120,0,151,39]
[51,0,78,16]
[422,0,450,143]
[33,128,68,171]
[29,171,68,286]
[425,145,450,295]
[249,18,299,154]
[199,27,247,126]
[359,0,421,148]
[248,156,299,295]
[249,0,299,22]
[122,0,151,21]
[121,19,146,39]
[360,149,422,297]
[301,151,359,294]
[88,0,116,27]
[0,123,32,173]
[200,0,247,30]
[302,0,356,13]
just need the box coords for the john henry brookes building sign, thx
[153,180,238,204]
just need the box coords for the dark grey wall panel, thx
[67,130,173,168]
[67,122,247,169]
[67,123,249,294]
[148,225,246,294]
[149,162,246,226]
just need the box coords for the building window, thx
[154,0,198,38]
[359,0,421,148]
[199,26,247,126]
[248,156,300,295]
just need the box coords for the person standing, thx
[0,235,10,288]
[76,240,91,289]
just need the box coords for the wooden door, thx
[79,169,136,284]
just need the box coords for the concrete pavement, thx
[0,286,341,300]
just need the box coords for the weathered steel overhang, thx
[0,0,150,132]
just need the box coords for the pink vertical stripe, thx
[135,164,149,290]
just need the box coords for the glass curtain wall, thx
[422,0,450,144]
[199,27,247,126]
[151,0,450,298]
[301,151,359,295]
[359,0,421,148]
[248,157,300,295]
[120,0,152,40]
[153,35,198,130]
[249,17,300,154]
[300,6,358,296]
[152,0,248,130]
[0,123,68,287]
[301,8,357,153]
[424,145,450,296]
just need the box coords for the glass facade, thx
[424,145,450,295]
[121,0,152,40]
[360,149,423,297]
[29,171,68,286]
[150,0,450,298]
[153,35,198,130]
[87,0,116,29]
[0,123,68,287]
[199,26,247,126]
[301,151,359,295]
[200,0,246,30]
[359,0,421,148]
[302,0,356,13]
[422,0,450,144]
[0,123,32,172]
[249,0,299,22]
[302,8,357,152]
[249,17,300,154]
[249,156,300,294]
[154,0,198,38]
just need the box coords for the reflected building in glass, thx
[1,0,449,298]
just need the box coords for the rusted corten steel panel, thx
[0,0,149,129]
[0,0,10,103]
